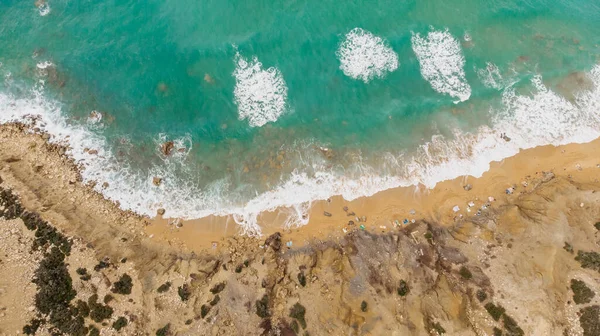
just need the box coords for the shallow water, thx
[0,0,599,233]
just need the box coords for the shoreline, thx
[2,122,600,335]
[148,135,600,253]
[2,122,600,253]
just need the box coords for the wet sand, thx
[2,123,600,335]
[147,136,600,254]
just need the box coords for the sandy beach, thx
[1,122,600,335]
[149,133,600,255]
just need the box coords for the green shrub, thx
[23,319,44,335]
[178,284,191,301]
[256,295,270,318]
[156,323,170,336]
[201,304,211,318]
[209,282,225,294]
[575,251,600,272]
[431,321,446,335]
[93,260,110,272]
[88,326,100,336]
[210,295,220,306]
[75,300,89,318]
[398,280,409,296]
[111,274,133,295]
[290,303,307,329]
[157,282,171,293]
[579,305,600,336]
[484,303,505,321]
[88,294,114,323]
[298,272,307,287]
[459,266,472,280]
[563,242,574,253]
[291,320,300,334]
[112,316,128,331]
[103,294,114,304]
[571,279,595,304]
[503,314,524,336]
[476,290,487,302]
[360,301,368,312]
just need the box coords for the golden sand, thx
[147,137,600,253]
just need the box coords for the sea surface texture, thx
[0,0,599,233]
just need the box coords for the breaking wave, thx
[233,52,288,128]
[411,28,472,103]
[0,62,599,235]
[336,28,399,83]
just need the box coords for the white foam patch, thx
[411,28,472,102]
[87,111,102,125]
[38,3,50,17]
[1,66,599,236]
[232,52,288,128]
[336,28,399,83]
[477,62,505,90]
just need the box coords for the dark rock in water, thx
[265,232,282,251]
[152,177,162,186]
[463,184,472,191]
[323,211,332,217]
[156,208,165,216]
[318,146,334,159]
[161,141,175,156]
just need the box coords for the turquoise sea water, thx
[0,0,599,232]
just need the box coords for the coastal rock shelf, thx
[1,124,600,335]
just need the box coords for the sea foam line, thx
[0,65,599,236]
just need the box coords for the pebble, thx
[157,208,166,216]
[28,306,35,312]
[323,211,332,217]
[463,184,473,191]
